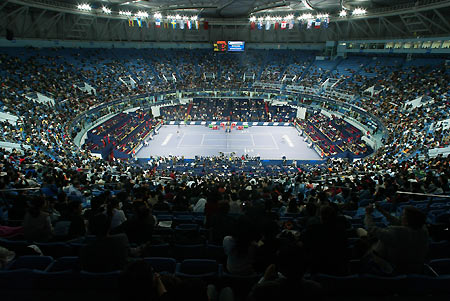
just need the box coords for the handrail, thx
[396,191,450,199]
[68,86,388,152]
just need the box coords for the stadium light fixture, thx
[316,13,329,19]
[119,11,132,16]
[136,11,149,18]
[154,12,162,19]
[352,8,366,15]
[102,6,111,14]
[285,14,294,20]
[339,10,347,17]
[249,16,256,22]
[175,14,181,20]
[298,13,313,20]
[77,4,91,11]
[190,16,198,21]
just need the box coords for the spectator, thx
[81,213,129,272]
[364,204,429,274]
[22,197,53,242]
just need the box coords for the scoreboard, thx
[213,41,245,52]
[213,41,227,52]
[228,41,245,52]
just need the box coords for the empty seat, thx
[35,242,73,258]
[145,243,170,257]
[429,241,450,259]
[206,243,225,263]
[175,259,221,279]
[144,257,177,274]
[313,274,362,296]
[78,270,121,289]
[45,256,81,272]
[6,255,54,271]
[175,223,199,231]
[173,244,206,260]
[429,258,450,276]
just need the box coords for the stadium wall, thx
[0,38,323,50]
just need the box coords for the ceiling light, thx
[136,11,149,18]
[119,11,132,16]
[316,13,329,19]
[102,7,111,14]
[298,13,313,20]
[339,10,347,17]
[249,16,256,22]
[77,4,91,11]
[352,8,366,15]
[154,12,162,19]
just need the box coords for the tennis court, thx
[136,125,320,160]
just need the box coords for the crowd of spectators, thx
[0,47,449,299]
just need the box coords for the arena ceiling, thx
[1,0,450,42]
[55,0,421,17]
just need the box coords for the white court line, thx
[200,134,205,145]
[161,134,173,146]
[175,145,279,149]
[282,135,294,147]
[177,133,186,148]
[203,138,253,141]
[251,134,255,146]
[270,133,280,150]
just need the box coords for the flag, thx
[187,20,192,29]
[257,21,263,30]
[204,21,208,30]
[128,19,134,27]
[180,21,185,29]
[136,19,142,27]
[314,18,321,29]
[307,19,313,29]
[265,21,271,30]
[145,20,150,28]
[195,20,199,30]
[250,22,256,30]
[281,21,287,29]
[171,20,177,29]
[155,18,161,28]
[323,17,329,28]
[289,20,294,30]
[274,22,279,30]
[164,22,168,29]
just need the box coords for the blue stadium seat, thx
[45,256,81,272]
[6,255,54,271]
[144,257,177,274]
[173,243,206,260]
[175,259,222,279]
[145,243,170,257]
[429,258,450,276]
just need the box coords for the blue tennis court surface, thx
[136,125,320,160]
